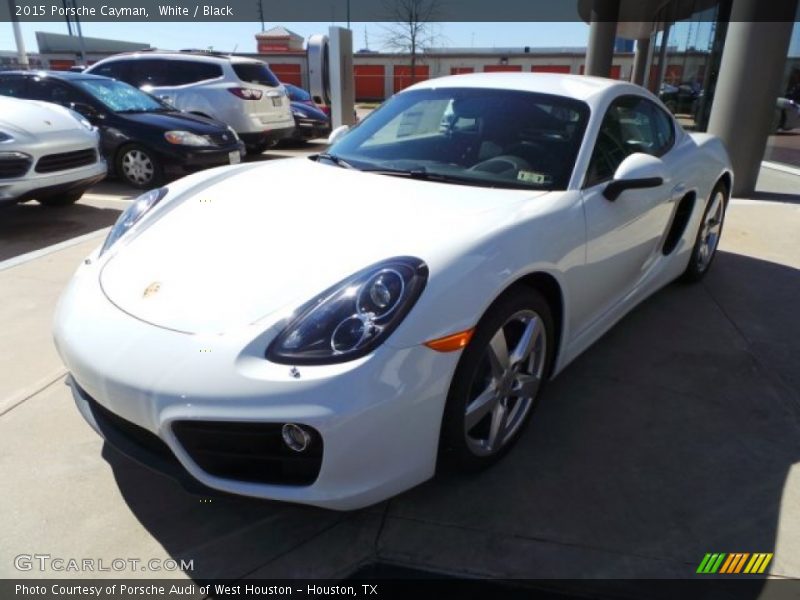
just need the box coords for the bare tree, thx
[382,0,441,86]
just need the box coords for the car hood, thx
[291,101,329,122]
[0,96,85,136]
[100,158,545,335]
[116,110,229,135]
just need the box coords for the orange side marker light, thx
[424,329,475,352]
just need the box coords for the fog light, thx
[282,423,311,452]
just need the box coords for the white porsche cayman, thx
[54,74,732,510]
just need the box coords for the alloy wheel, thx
[464,309,547,456]
[696,189,725,271]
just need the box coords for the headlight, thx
[292,109,308,118]
[100,188,167,256]
[266,257,428,365]
[0,131,14,142]
[164,131,212,146]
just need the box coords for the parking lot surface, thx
[1,149,799,591]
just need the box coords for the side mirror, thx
[603,153,667,201]
[327,124,350,146]
[70,102,100,121]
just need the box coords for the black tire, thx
[438,287,555,472]
[681,181,728,283]
[37,190,84,207]
[116,144,163,189]
[246,142,274,155]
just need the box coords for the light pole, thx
[8,0,30,69]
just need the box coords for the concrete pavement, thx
[1,163,799,590]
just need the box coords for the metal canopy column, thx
[631,36,651,85]
[707,0,799,195]
[585,0,620,77]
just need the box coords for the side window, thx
[0,76,27,97]
[585,95,675,187]
[28,79,82,106]
[165,61,222,85]
[127,60,169,87]
[91,61,129,82]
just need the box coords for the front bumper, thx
[54,258,458,510]
[0,159,107,205]
[291,118,332,141]
[239,126,295,148]
[158,141,245,176]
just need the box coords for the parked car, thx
[0,94,105,207]
[54,74,733,510]
[86,51,295,154]
[774,97,800,131]
[282,83,331,143]
[0,71,244,189]
[659,81,702,115]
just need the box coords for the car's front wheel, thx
[439,288,554,471]
[116,145,163,189]
[682,181,728,282]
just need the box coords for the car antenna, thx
[229,44,238,56]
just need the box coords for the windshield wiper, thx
[360,166,536,190]
[314,153,355,169]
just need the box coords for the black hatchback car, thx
[0,71,244,188]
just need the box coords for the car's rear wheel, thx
[37,190,84,207]
[438,288,554,471]
[682,181,728,282]
[117,145,163,189]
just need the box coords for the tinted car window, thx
[90,61,130,81]
[0,76,27,97]
[585,95,676,187]
[27,78,84,106]
[232,62,280,87]
[165,61,223,85]
[124,59,170,87]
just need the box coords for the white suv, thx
[87,51,295,153]
[0,95,106,207]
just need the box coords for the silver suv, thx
[0,95,106,207]
[87,51,295,153]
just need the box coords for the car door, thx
[579,94,678,326]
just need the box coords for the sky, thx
[6,21,591,54]
[3,20,799,56]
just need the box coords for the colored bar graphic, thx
[699,553,773,575]
[719,554,736,574]
[697,553,714,574]
[734,553,750,573]
[758,553,773,574]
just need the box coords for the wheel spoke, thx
[486,401,507,451]
[487,328,509,377]
[707,193,722,226]
[509,316,542,366]
[514,373,541,399]
[465,385,499,431]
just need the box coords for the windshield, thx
[233,62,280,87]
[74,78,167,113]
[327,87,590,190]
